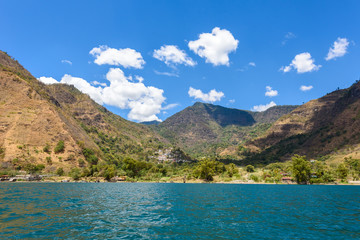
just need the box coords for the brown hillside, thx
[245,81,360,164]
[0,51,167,172]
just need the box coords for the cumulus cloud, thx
[153,45,196,66]
[61,60,72,65]
[154,70,179,77]
[89,45,145,69]
[188,87,224,103]
[251,101,276,112]
[102,68,165,121]
[61,75,104,105]
[38,76,59,85]
[39,69,165,122]
[265,86,278,97]
[280,52,321,73]
[325,37,349,61]
[249,62,256,67]
[188,27,239,66]
[300,85,313,91]
[91,81,107,87]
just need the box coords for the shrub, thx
[43,144,51,154]
[54,140,65,154]
[246,165,255,173]
[70,168,81,180]
[250,174,259,182]
[46,156,52,165]
[56,167,64,176]
[78,159,85,167]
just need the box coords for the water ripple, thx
[0,183,359,239]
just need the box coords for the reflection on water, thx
[0,183,359,239]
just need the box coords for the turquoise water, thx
[0,183,359,239]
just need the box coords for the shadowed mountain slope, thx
[154,102,297,158]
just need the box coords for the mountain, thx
[0,51,167,172]
[140,120,161,126]
[244,80,360,165]
[153,102,297,158]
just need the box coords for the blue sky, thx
[1,0,359,122]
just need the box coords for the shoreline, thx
[2,180,360,185]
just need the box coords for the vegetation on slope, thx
[154,102,297,159]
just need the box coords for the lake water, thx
[0,183,359,239]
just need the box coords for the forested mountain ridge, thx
[153,102,297,158]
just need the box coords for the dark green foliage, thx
[24,163,45,174]
[291,155,311,184]
[122,157,153,178]
[56,167,64,176]
[46,156,52,165]
[226,163,238,177]
[54,140,65,154]
[82,148,98,165]
[43,144,51,154]
[193,159,225,181]
[103,165,116,181]
[70,168,81,180]
[78,159,85,167]
[246,165,255,173]
[336,163,349,180]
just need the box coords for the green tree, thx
[54,140,65,154]
[56,167,64,176]
[246,165,255,173]
[70,168,81,180]
[103,165,116,181]
[336,163,349,180]
[193,159,218,181]
[226,163,238,177]
[43,143,51,154]
[291,155,311,184]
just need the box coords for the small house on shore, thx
[0,175,10,181]
[282,176,293,184]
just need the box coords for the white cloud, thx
[300,85,313,91]
[280,52,321,73]
[135,76,144,83]
[154,70,179,77]
[38,76,59,85]
[41,69,165,122]
[61,75,104,105]
[188,87,224,103]
[282,32,296,45]
[153,45,196,66]
[61,60,72,65]
[102,68,165,122]
[91,81,107,87]
[265,86,278,97]
[188,27,239,66]
[325,37,349,61]
[251,101,276,112]
[229,99,235,104]
[162,103,179,110]
[249,62,256,67]
[89,45,145,69]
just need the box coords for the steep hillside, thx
[244,81,360,165]
[0,51,167,172]
[154,102,297,158]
